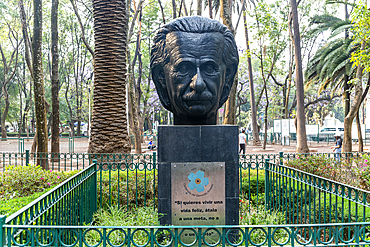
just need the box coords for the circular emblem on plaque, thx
[185,170,213,197]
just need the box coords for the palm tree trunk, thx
[290,0,309,153]
[89,0,131,154]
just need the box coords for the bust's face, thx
[163,31,226,120]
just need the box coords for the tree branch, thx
[70,0,94,56]
[304,94,342,108]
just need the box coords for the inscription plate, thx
[171,162,225,226]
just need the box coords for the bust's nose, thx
[190,68,206,92]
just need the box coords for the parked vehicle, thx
[318,127,344,141]
[307,126,344,141]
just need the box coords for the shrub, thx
[354,154,370,191]
[239,198,288,245]
[97,170,157,211]
[286,154,359,185]
[85,206,160,246]
[240,169,265,205]
[0,165,78,199]
[0,188,53,216]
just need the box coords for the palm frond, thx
[329,24,354,39]
[325,0,358,8]
[318,77,331,94]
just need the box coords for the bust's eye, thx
[202,63,217,74]
[176,62,192,75]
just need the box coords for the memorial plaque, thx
[171,162,225,226]
[171,162,225,244]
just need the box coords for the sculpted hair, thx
[150,16,239,71]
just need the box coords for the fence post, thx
[0,215,5,246]
[26,150,30,166]
[264,158,270,211]
[152,152,157,211]
[279,151,283,166]
[92,159,98,213]
[153,152,156,167]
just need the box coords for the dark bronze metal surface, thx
[151,16,239,125]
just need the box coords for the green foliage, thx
[93,206,160,226]
[0,188,53,216]
[239,201,288,244]
[85,206,161,246]
[0,164,78,199]
[97,170,157,211]
[350,2,370,72]
[241,169,265,197]
[0,165,78,216]
[286,153,370,191]
[354,154,370,191]
[286,154,351,182]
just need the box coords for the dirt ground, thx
[0,136,368,154]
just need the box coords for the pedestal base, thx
[157,125,239,227]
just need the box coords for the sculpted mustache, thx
[182,91,213,101]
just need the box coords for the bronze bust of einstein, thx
[150,16,239,125]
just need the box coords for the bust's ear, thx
[151,66,172,111]
[219,63,238,107]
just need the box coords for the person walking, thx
[239,129,247,155]
[331,133,342,162]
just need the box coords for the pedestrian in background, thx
[239,129,247,155]
[331,133,342,162]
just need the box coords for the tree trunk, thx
[1,89,9,139]
[208,0,212,18]
[290,0,309,153]
[343,76,350,116]
[197,0,202,15]
[0,36,18,139]
[157,0,166,24]
[51,0,60,154]
[343,39,366,152]
[344,1,350,116]
[89,0,131,154]
[285,43,293,119]
[33,0,48,168]
[220,0,237,125]
[243,11,260,145]
[263,83,269,149]
[172,0,177,18]
[127,7,143,154]
[356,112,363,152]
[18,0,33,77]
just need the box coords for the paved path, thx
[1,137,367,154]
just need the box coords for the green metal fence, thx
[265,159,370,225]
[0,164,97,246]
[96,160,157,212]
[2,154,370,246]
[2,223,370,246]
[2,151,369,173]
[0,152,156,172]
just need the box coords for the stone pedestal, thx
[157,125,239,227]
